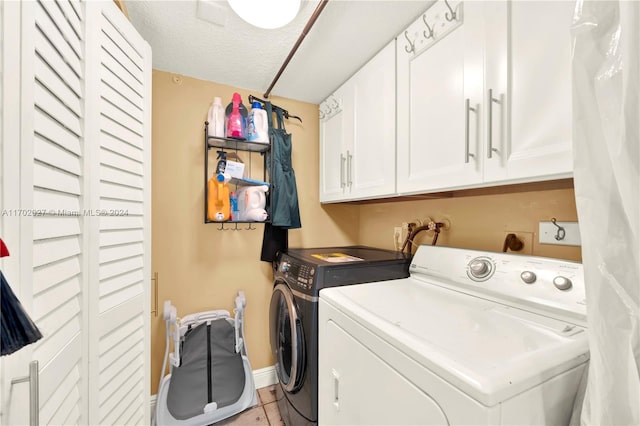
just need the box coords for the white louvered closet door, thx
[84,3,151,425]
[1,1,151,425]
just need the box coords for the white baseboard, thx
[252,365,278,389]
[150,365,277,416]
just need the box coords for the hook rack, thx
[550,218,566,241]
[249,94,302,123]
[444,0,457,21]
[422,14,434,39]
[216,222,258,231]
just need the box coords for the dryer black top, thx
[285,246,409,266]
[276,246,411,296]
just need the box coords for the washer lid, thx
[320,277,590,407]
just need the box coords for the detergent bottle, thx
[247,102,269,143]
[225,93,248,140]
[207,173,230,222]
[207,97,225,138]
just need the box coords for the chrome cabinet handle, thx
[465,98,476,164]
[340,153,346,188]
[347,151,353,187]
[11,360,39,426]
[487,89,500,159]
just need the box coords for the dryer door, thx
[270,282,306,393]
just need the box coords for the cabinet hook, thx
[551,218,566,241]
[444,0,457,21]
[404,31,415,54]
[422,14,434,39]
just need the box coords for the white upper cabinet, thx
[397,0,483,194]
[319,42,396,203]
[396,0,574,195]
[483,1,574,183]
[319,83,349,202]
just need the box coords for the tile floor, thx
[216,384,284,426]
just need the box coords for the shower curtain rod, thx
[263,0,330,99]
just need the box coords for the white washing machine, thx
[318,245,588,425]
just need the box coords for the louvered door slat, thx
[99,39,143,96]
[34,109,81,155]
[33,236,81,267]
[32,256,81,295]
[100,147,143,176]
[99,243,143,264]
[34,29,82,96]
[100,82,144,123]
[34,161,81,194]
[38,0,83,59]
[99,182,143,202]
[33,321,81,368]
[100,165,144,189]
[34,133,81,174]
[56,0,83,39]
[33,188,80,211]
[39,361,81,425]
[35,3,82,77]
[35,55,82,115]
[100,17,143,72]
[33,216,81,240]
[100,130,143,162]
[99,370,143,424]
[99,215,144,231]
[32,277,81,315]
[98,331,144,374]
[99,66,143,111]
[38,336,82,408]
[34,82,81,136]
[100,97,144,136]
[99,198,144,215]
[99,256,144,281]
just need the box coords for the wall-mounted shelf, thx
[204,122,272,229]
[207,136,270,153]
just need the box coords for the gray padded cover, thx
[167,320,246,420]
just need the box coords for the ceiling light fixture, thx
[228,0,301,29]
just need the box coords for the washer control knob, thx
[281,262,290,273]
[520,271,537,284]
[469,260,490,278]
[553,276,573,291]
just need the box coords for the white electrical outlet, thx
[539,221,581,246]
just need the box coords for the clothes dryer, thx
[270,246,411,426]
[319,245,588,425]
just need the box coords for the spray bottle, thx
[225,93,248,140]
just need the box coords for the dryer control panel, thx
[409,245,586,326]
[277,255,316,293]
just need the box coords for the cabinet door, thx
[349,41,396,200]
[397,1,484,194]
[484,1,574,183]
[319,84,352,203]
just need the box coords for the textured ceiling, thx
[126,0,432,104]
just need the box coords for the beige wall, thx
[151,71,359,391]
[151,70,581,393]
[358,186,581,262]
